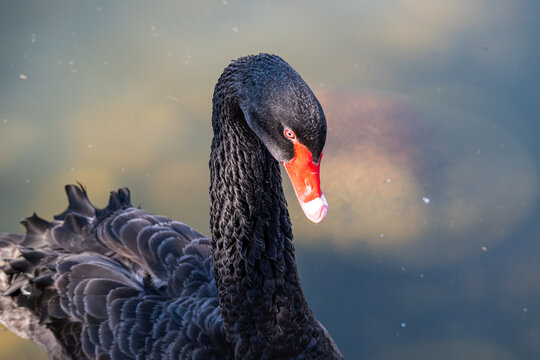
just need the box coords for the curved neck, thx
[209,78,326,359]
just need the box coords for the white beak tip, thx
[300,195,328,223]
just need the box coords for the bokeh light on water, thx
[1,1,539,359]
[295,90,538,266]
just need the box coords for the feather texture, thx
[1,185,229,360]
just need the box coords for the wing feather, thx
[0,185,231,359]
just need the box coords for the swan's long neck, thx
[209,79,324,359]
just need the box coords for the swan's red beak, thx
[283,142,328,223]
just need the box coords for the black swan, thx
[0,54,342,360]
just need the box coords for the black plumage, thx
[0,54,342,359]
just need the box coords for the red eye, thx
[284,128,296,140]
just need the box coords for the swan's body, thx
[0,54,342,359]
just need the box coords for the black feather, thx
[54,184,96,220]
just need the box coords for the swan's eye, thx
[284,128,296,140]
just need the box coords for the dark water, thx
[1,1,539,359]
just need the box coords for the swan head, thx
[234,54,328,223]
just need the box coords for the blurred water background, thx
[1,1,539,359]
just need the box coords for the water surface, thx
[1,1,539,359]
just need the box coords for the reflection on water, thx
[368,340,519,360]
[294,90,538,266]
[1,0,539,359]
[0,325,48,360]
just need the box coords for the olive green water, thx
[1,1,540,359]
